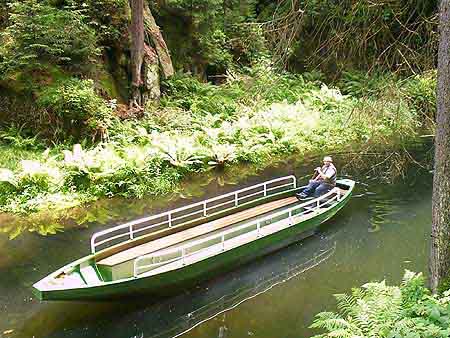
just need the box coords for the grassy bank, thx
[0,66,436,214]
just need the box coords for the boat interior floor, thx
[97,196,300,268]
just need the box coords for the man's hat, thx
[323,156,333,162]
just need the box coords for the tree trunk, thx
[143,2,174,78]
[129,0,145,109]
[430,0,450,294]
[143,44,161,103]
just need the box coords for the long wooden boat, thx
[33,176,355,301]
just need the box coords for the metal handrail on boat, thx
[90,176,297,253]
[133,189,342,277]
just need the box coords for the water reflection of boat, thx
[33,176,354,301]
[25,237,336,338]
[148,241,336,338]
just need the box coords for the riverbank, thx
[0,68,436,215]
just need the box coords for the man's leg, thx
[314,183,332,197]
[302,180,320,196]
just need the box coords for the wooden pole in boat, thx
[311,169,320,181]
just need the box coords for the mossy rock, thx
[94,52,128,103]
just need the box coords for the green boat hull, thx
[34,179,353,301]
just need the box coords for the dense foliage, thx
[0,66,436,213]
[0,0,98,76]
[152,0,266,75]
[0,0,440,140]
[311,271,450,338]
[37,78,113,139]
[0,0,439,214]
[264,0,437,74]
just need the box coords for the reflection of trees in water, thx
[173,163,264,200]
[0,161,268,238]
[367,197,401,233]
[336,141,433,234]
[0,212,66,239]
[1,141,432,239]
[0,197,146,239]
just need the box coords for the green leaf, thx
[430,307,441,321]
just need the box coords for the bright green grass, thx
[0,144,43,170]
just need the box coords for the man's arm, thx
[316,167,335,180]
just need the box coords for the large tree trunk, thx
[143,2,174,79]
[129,0,145,109]
[430,0,450,294]
[143,44,161,103]
[127,1,173,112]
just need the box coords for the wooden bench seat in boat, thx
[96,196,298,280]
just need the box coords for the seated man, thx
[297,156,336,199]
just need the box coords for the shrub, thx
[0,168,18,205]
[198,28,233,69]
[310,271,450,338]
[402,71,437,119]
[0,124,46,150]
[159,64,316,123]
[338,71,393,97]
[17,160,62,194]
[0,0,98,77]
[37,78,113,139]
[75,0,128,45]
[151,133,205,170]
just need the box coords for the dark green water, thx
[0,149,432,338]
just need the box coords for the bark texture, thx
[130,0,145,108]
[143,2,174,79]
[143,44,160,102]
[430,0,450,294]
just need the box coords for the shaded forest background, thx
[0,0,439,215]
[0,0,439,140]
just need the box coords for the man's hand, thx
[315,167,321,172]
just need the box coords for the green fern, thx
[311,271,450,338]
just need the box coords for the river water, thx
[0,146,433,338]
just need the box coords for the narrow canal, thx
[0,145,432,338]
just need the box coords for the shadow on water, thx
[0,141,434,338]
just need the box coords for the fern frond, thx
[326,328,354,338]
[311,272,450,338]
[335,293,358,316]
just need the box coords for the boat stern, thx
[336,178,355,192]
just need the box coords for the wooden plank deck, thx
[97,196,298,267]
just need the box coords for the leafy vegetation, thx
[0,0,98,77]
[311,271,450,338]
[0,0,438,217]
[0,66,435,214]
[37,78,114,140]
